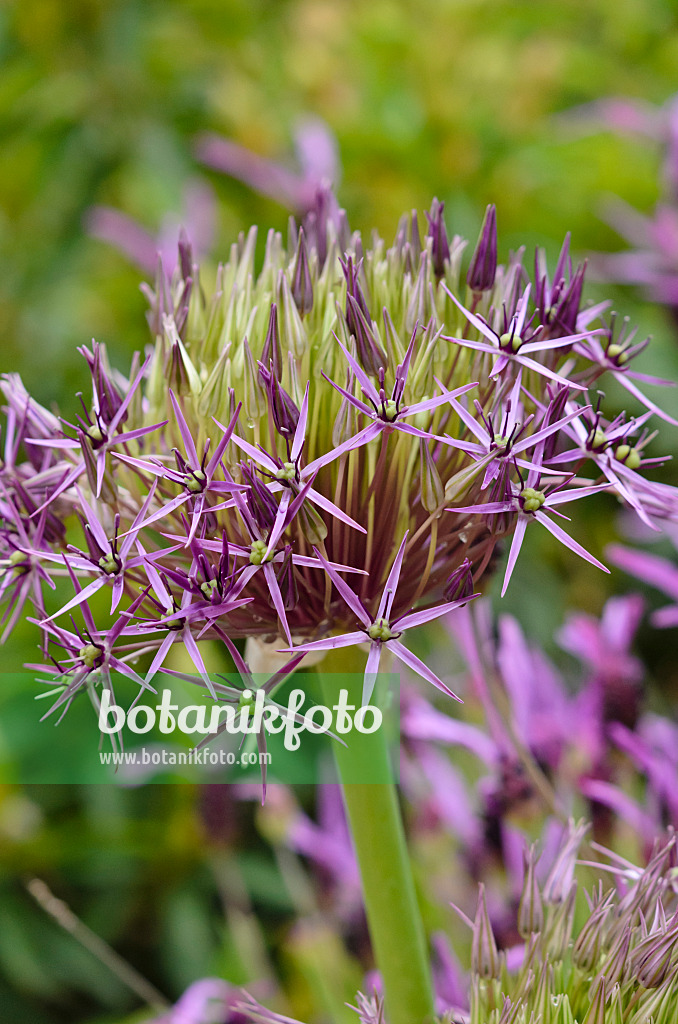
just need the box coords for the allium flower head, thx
[2,192,677,717]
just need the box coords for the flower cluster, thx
[2,193,678,732]
[202,828,678,1024]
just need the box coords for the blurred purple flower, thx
[88,179,217,278]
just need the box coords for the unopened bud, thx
[517,843,544,939]
[291,229,314,316]
[630,915,678,989]
[426,198,451,278]
[581,977,605,1024]
[259,364,300,439]
[262,304,283,379]
[572,894,612,972]
[471,883,500,980]
[444,558,474,604]
[419,439,444,512]
[466,204,497,292]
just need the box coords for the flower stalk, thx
[318,643,435,1024]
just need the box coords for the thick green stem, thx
[318,646,435,1024]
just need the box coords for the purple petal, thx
[229,433,279,473]
[109,354,152,434]
[501,516,528,596]
[535,511,609,572]
[291,382,310,462]
[389,639,463,702]
[306,486,366,533]
[206,402,242,478]
[443,286,498,344]
[311,548,371,626]
[169,389,200,467]
[280,630,366,654]
[376,532,408,620]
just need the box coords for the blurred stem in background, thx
[318,647,435,1024]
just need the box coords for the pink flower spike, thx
[206,402,242,478]
[501,517,528,597]
[320,371,375,417]
[334,336,381,406]
[291,382,310,462]
[311,547,371,626]
[169,389,200,467]
[388,639,463,702]
[363,641,384,703]
[107,353,152,434]
[534,510,609,573]
[375,532,408,621]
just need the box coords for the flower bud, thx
[444,558,474,604]
[517,843,544,939]
[467,204,497,292]
[630,915,678,989]
[419,438,444,512]
[581,976,605,1024]
[262,303,283,379]
[552,262,586,338]
[572,893,612,972]
[471,884,500,980]
[241,463,278,534]
[291,228,314,315]
[258,363,300,439]
[426,198,451,278]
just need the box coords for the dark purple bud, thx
[173,276,193,340]
[444,558,474,603]
[551,262,586,338]
[541,386,570,462]
[241,462,278,533]
[258,363,300,439]
[79,343,125,427]
[341,255,371,321]
[262,304,283,379]
[346,294,388,376]
[178,228,193,282]
[275,545,298,611]
[425,198,451,278]
[467,204,497,292]
[291,229,314,316]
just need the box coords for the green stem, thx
[318,646,435,1024]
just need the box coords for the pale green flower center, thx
[249,540,273,565]
[520,487,546,512]
[238,689,256,714]
[275,462,297,480]
[86,423,105,443]
[500,332,523,352]
[367,617,394,641]
[615,444,642,470]
[607,343,627,364]
[382,399,399,421]
[79,643,102,669]
[200,579,218,599]
[98,553,120,575]
[185,469,206,493]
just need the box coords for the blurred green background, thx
[1,0,678,1020]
